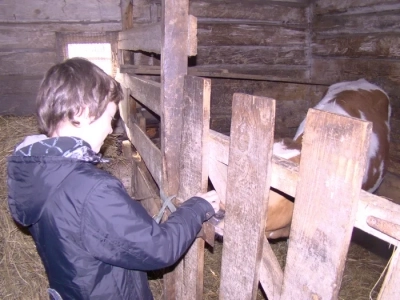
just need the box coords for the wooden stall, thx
[116,0,400,299]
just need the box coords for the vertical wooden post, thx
[160,0,189,196]
[219,94,276,299]
[280,109,372,299]
[378,247,400,299]
[175,75,211,299]
[120,0,133,65]
[160,1,190,299]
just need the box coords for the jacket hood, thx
[7,135,106,226]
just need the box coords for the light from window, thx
[67,43,112,75]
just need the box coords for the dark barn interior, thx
[1,0,400,299]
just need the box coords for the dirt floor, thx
[0,115,396,299]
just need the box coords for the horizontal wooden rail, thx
[118,15,197,56]
[117,73,161,115]
[208,129,400,246]
[119,64,330,86]
[130,122,162,187]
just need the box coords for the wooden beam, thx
[130,122,162,187]
[161,1,190,299]
[118,22,162,54]
[378,247,400,299]
[207,128,400,246]
[219,94,275,299]
[119,64,314,85]
[176,75,212,299]
[280,109,371,299]
[259,239,284,300]
[123,73,161,116]
[118,16,197,56]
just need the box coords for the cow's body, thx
[213,79,391,239]
[267,79,391,239]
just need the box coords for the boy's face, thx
[83,102,117,152]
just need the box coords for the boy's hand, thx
[196,190,220,213]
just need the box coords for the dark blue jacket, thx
[7,136,214,299]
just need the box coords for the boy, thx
[7,57,220,299]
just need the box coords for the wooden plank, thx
[259,239,284,300]
[130,122,162,187]
[310,57,400,88]
[118,17,196,56]
[0,22,122,34]
[356,191,400,246]
[187,15,198,57]
[0,27,55,49]
[161,2,190,299]
[378,247,400,299]
[219,94,275,299]
[312,34,400,59]
[190,0,307,23]
[131,151,162,219]
[314,13,400,35]
[123,74,161,115]
[177,75,211,300]
[208,126,400,246]
[315,0,400,15]
[197,23,306,46]
[196,45,307,65]
[0,0,121,23]
[118,22,161,54]
[0,51,56,76]
[120,0,134,65]
[120,64,310,83]
[0,94,37,115]
[281,109,371,299]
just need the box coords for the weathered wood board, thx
[176,75,212,299]
[0,0,121,23]
[190,0,307,24]
[219,94,275,299]
[281,109,371,299]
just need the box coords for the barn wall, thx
[189,0,313,135]
[0,0,121,115]
[311,0,400,175]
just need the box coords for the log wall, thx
[0,0,121,115]
[311,0,400,176]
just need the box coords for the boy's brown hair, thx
[37,57,123,136]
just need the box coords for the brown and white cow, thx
[213,79,391,239]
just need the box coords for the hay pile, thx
[0,115,394,300]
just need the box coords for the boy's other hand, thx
[196,190,220,213]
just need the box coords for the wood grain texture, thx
[196,45,307,65]
[0,0,121,23]
[378,247,400,299]
[313,13,400,35]
[130,122,162,187]
[281,109,371,299]
[190,0,307,24]
[197,23,306,46]
[123,74,161,116]
[161,2,190,299]
[0,51,56,76]
[177,75,211,300]
[315,0,400,15]
[312,34,400,59]
[118,22,161,53]
[219,94,275,299]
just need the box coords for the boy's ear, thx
[74,107,94,126]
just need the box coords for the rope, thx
[153,191,177,223]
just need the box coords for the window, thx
[67,43,112,75]
[56,32,118,76]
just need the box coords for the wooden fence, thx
[116,1,400,299]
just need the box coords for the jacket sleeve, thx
[81,176,214,271]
